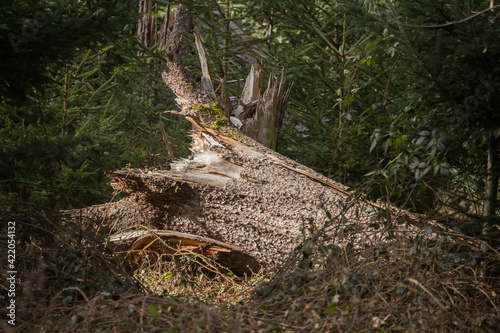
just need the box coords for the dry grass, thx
[125,245,266,306]
[1,208,499,332]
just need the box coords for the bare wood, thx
[194,32,215,95]
[109,229,261,274]
[163,110,188,116]
[241,67,290,150]
[240,63,262,104]
[109,229,245,252]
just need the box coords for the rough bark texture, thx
[67,136,421,269]
[63,53,435,274]
[137,1,192,63]
[167,4,193,65]
[482,134,499,236]
[138,0,173,49]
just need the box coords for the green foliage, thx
[3,0,499,225]
[159,0,500,222]
[367,0,500,216]
[251,0,500,220]
[257,1,391,185]
[0,0,138,103]
[1,2,191,212]
[3,2,500,332]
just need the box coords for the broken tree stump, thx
[64,41,426,274]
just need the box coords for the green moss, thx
[182,82,195,95]
[189,102,254,145]
[229,128,250,141]
[166,182,182,193]
[190,102,229,129]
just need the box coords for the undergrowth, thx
[1,204,499,332]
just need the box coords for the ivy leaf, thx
[419,130,430,136]
[441,167,450,176]
[430,147,436,160]
[416,136,426,146]
[426,138,437,150]
[327,302,336,315]
[370,139,377,153]
[149,305,158,318]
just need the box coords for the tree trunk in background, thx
[137,0,154,48]
[137,1,192,64]
[167,4,193,65]
[482,134,499,237]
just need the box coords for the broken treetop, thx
[69,50,425,272]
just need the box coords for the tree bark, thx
[482,134,499,236]
[167,4,193,65]
[137,1,193,63]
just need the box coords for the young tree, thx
[383,1,500,235]
[0,0,137,104]
[0,1,191,213]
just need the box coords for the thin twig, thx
[159,120,175,160]
[382,52,401,106]
[407,277,447,311]
[16,221,71,247]
[398,4,500,28]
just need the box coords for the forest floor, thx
[4,210,500,333]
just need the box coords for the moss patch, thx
[191,102,229,129]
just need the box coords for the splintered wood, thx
[65,36,429,274]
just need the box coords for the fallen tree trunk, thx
[64,41,432,274]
